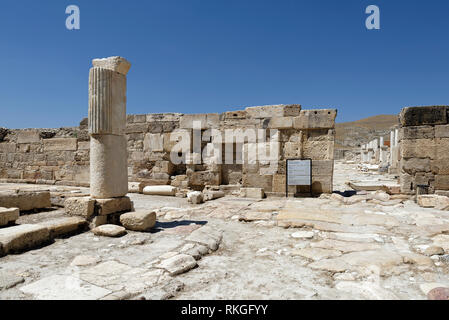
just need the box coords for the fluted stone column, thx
[88,56,131,199]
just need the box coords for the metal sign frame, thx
[285,158,312,197]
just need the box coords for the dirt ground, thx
[1,161,449,300]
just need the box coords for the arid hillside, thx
[335,114,398,149]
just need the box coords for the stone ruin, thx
[398,106,449,196]
[0,57,338,200]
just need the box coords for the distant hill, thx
[335,115,398,149]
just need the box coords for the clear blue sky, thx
[0,0,448,129]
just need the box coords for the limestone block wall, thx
[399,106,449,194]
[0,104,337,194]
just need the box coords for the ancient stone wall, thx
[399,106,449,194]
[0,104,336,194]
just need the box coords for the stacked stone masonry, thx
[0,104,337,194]
[399,106,449,194]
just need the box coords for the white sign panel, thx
[287,160,311,186]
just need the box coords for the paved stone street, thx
[1,161,449,300]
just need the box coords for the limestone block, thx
[64,197,95,219]
[78,141,90,150]
[187,191,204,204]
[89,68,127,135]
[189,171,220,186]
[179,113,220,129]
[272,174,286,193]
[143,133,164,152]
[242,173,273,191]
[95,197,132,215]
[400,173,414,194]
[399,126,435,140]
[17,131,40,144]
[245,104,301,118]
[38,217,87,238]
[120,210,156,231]
[240,187,265,199]
[222,110,247,120]
[401,139,436,159]
[417,195,449,208]
[128,182,144,193]
[435,175,449,190]
[0,207,19,227]
[302,140,334,160]
[312,160,334,176]
[0,224,50,256]
[293,109,337,130]
[401,158,431,174]
[431,160,449,175]
[43,138,77,151]
[268,117,293,129]
[204,190,225,201]
[0,143,17,153]
[283,142,302,158]
[436,138,449,160]
[309,175,333,194]
[399,106,448,127]
[146,113,183,122]
[0,191,51,211]
[92,224,126,237]
[92,56,131,75]
[143,185,177,196]
[156,254,197,276]
[90,135,128,198]
[435,125,449,138]
[126,123,148,134]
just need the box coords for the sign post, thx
[286,159,312,197]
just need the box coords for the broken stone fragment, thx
[92,224,126,237]
[424,246,445,256]
[128,182,144,194]
[119,210,156,231]
[427,287,449,300]
[92,56,131,75]
[95,197,132,215]
[239,188,265,199]
[156,254,197,276]
[187,191,204,204]
[38,216,87,238]
[204,190,225,201]
[0,207,19,227]
[143,185,177,196]
[417,195,449,209]
[0,190,51,211]
[64,196,95,219]
[0,224,50,256]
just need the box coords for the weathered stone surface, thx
[185,226,223,251]
[424,246,445,256]
[311,239,381,253]
[17,130,40,144]
[43,138,77,151]
[399,126,435,140]
[90,135,128,198]
[92,56,131,75]
[292,247,341,260]
[0,143,16,153]
[245,104,301,118]
[96,197,132,215]
[240,187,264,199]
[290,231,315,239]
[204,190,225,201]
[0,207,19,226]
[71,255,101,266]
[401,139,436,159]
[239,212,273,222]
[120,210,156,231]
[64,197,95,218]
[144,133,164,152]
[435,175,449,190]
[0,224,50,256]
[38,216,87,238]
[92,224,126,237]
[427,287,449,300]
[20,275,111,300]
[179,113,220,129]
[0,191,51,211]
[128,182,144,194]
[293,109,337,129]
[335,281,398,300]
[268,117,293,129]
[432,234,449,252]
[0,272,24,290]
[417,195,449,208]
[156,254,198,276]
[401,158,431,174]
[187,191,204,204]
[435,124,449,138]
[143,185,177,196]
[400,106,448,127]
